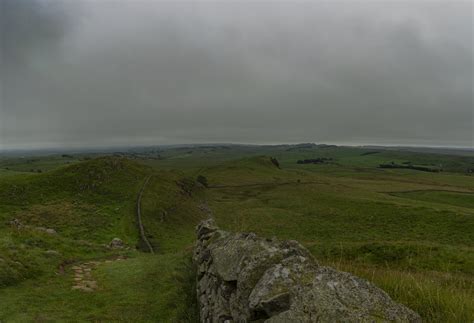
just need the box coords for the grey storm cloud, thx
[0,0,472,149]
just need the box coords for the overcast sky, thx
[1,0,472,149]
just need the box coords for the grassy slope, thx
[139,171,207,253]
[194,154,473,322]
[0,253,195,322]
[0,146,473,322]
[0,155,83,173]
[0,157,202,322]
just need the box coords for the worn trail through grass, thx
[137,175,155,253]
[70,256,128,292]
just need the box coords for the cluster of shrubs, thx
[270,157,280,168]
[379,162,441,172]
[360,151,380,156]
[286,143,337,151]
[176,175,209,196]
[297,158,333,165]
[196,175,208,187]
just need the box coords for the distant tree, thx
[196,175,209,188]
[270,157,280,168]
[177,177,196,196]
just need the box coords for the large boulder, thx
[193,220,421,323]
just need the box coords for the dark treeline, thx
[297,158,333,165]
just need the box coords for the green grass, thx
[0,157,201,321]
[139,172,207,253]
[0,252,197,322]
[198,154,473,322]
[329,261,473,322]
[0,154,83,173]
[391,190,474,209]
[0,145,473,321]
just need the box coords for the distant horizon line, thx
[0,141,472,153]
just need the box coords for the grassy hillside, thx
[0,145,473,322]
[0,154,83,173]
[140,144,474,174]
[198,155,473,322]
[0,157,202,321]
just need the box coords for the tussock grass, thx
[0,252,198,322]
[202,154,473,321]
[328,261,474,323]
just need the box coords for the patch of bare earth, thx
[70,256,126,292]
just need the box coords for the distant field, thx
[390,190,474,209]
[0,155,83,173]
[0,145,472,322]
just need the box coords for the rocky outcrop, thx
[109,238,125,249]
[9,218,57,235]
[193,219,421,323]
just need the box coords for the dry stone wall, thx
[193,219,421,323]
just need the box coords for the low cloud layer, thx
[1,0,472,149]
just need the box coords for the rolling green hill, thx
[0,146,473,322]
[0,157,203,321]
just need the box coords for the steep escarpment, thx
[193,219,421,322]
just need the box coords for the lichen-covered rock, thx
[36,227,57,234]
[193,220,421,323]
[109,238,124,249]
